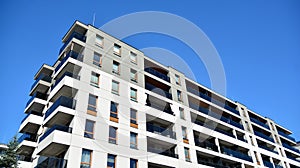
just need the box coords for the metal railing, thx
[254,131,274,143]
[194,139,218,152]
[146,122,176,139]
[250,117,270,129]
[145,67,170,82]
[221,147,252,162]
[44,96,76,119]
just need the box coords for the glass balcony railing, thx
[44,96,76,119]
[31,73,52,90]
[146,123,176,139]
[258,144,278,154]
[189,103,243,130]
[51,72,80,90]
[59,32,86,54]
[26,92,48,107]
[254,131,274,143]
[198,159,230,168]
[194,120,235,138]
[145,67,170,82]
[55,50,84,72]
[21,110,43,123]
[146,98,174,115]
[221,147,252,162]
[278,131,296,142]
[39,125,72,142]
[275,165,284,168]
[145,83,172,99]
[147,146,178,158]
[237,136,248,143]
[36,156,68,168]
[282,143,300,154]
[287,155,300,163]
[194,139,218,152]
[18,133,37,143]
[263,161,274,168]
[186,87,240,115]
[250,117,270,129]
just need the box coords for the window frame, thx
[107,154,116,168]
[110,101,119,119]
[84,120,95,139]
[130,69,138,82]
[175,74,181,85]
[81,149,92,168]
[177,90,182,102]
[87,94,98,116]
[130,87,137,102]
[130,158,138,168]
[111,80,120,95]
[130,132,138,149]
[112,60,120,75]
[109,126,118,144]
[184,147,190,162]
[179,107,185,120]
[130,52,137,64]
[113,44,121,56]
[93,52,102,67]
[95,35,104,48]
[182,126,188,140]
[90,71,100,87]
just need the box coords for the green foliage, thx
[0,136,19,168]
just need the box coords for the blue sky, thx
[0,0,299,143]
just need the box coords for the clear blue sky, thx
[0,0,299,143]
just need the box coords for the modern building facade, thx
[17,21,300,168]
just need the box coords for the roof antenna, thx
[92,13,96,26]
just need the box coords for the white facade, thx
[17,21,300,168]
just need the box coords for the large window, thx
[130,88,137,102]
[184,147,190,162]
[130,69,137,82]
[109,126,117,144]
[87,94,97,115]
[112,61,120,74]
[130,132,137,149]
[111,80,119,94]
[90,72,100,87]
[81,149,92,168]
[113,44,121,56]
[110,101,118,119]
[130,108,137,126]
[84,120,95,139]
[130,52,137,64]
[107,154,116,168]
[93,52,102,67]
[95,35,104,47]
[130,159,137,168]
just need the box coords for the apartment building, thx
[17,21,300,168]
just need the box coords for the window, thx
[184,147,190,162]
[90,72,100,87]
[81,149,92,168]
[95,35,104,47]
[107,154,116,168]
[111,80,119,94]
[112,61,120,74]
[130,69,137,82]
[130,159,137,168]
[93,52,102,67]
[87,94,97,115]
[182,126,188,140]
[179,107,185,120]
[110,101,118,119]
[130,108,137,125]
[177,90,182,102]
[84,120,95,139]
[175,74,181,85]
[130,88,137,102]
[130,132,137,149]
[130,52,137,64]
[113,44,121,56]
[109,126,117,144]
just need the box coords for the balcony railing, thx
[39,125,72,142]
[18,133,37,143]
[186,87,240,115]
[59,31,86,54]
[237,136,247,143]
[31,73,52,90]
[145,67,170,82]
[287,155,300,163]
[36,156,68,168]
[55,50,84,72]
[145,83,172,99]
[146,122,176,139]
[250,117,270,129]
[189,103,243,130]
[147,146,178,158]
[275,165,284,168]
[51,72,80,90]
[194,139,218,152]
[26,92,48,107]
[146,100,174,115]
[282,143,300,154]
[194,120,235,138]
[221,147,252,162]
[198,159,231,168]
[254,131,274,143]
[258,144,278,154]
[263,161,274,168]
[278,131,296,142]
[21,110,43,123]
[44,96,76,119]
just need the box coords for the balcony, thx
[278,131,296,142]
[258,144,278,154]
[221,147,252,162]
[39,125,72,142]
[51,72,80,90]
[194,139,218,152]
[25,92,47,113]
[18,133,37,143]
[263,161,274,168]
[19,111,43,134]
[250,117,270,129]
[145,83,172,100]
[44,96,76,127]
[147,146,178,159]
[17,133,37,158]
[55,50,84,72]
[146,95,174,115]
[254,131,274,143]
[36,156,67,168]
[30,73,52,95]
[26,91,47,107]
[21,110,42,124]
[282,143,300,154]
[145,67,170,82]
[146,122,176,139]
[194,120,235,138]
[59,31,86,54]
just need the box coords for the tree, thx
[0,136,19,168]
